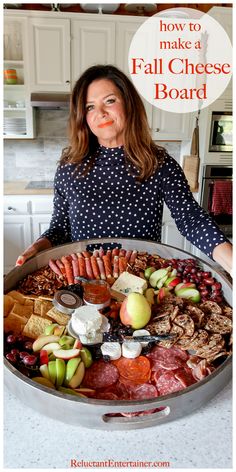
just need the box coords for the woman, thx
[16,65,232,274]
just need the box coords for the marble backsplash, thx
[4,109,181,182]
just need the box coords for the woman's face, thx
[85,78,126,147]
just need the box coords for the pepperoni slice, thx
[82,360,119,389]
[113,356,151,384]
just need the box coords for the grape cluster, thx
[167,258,223,303]
[4,333,40,376]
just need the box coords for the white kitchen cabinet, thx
[152,109,193,141]
[4,15,35,139]
[4,195,53,274]
[71,19,116,84]
[28,17,71,92]
[4,216,32,274]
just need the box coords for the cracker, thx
[4,313,26,334]
[40,301,53,317]
[34,299,43,315]
[46,307,70,325]
[24,299,34,307]
[22,314,52,339]
[10,303,33,319]
[4,294,15,317]
[39,295,54,302]
[7,290,26,304]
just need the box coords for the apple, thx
[48,360,57,384]
[149,268,170,288]
[48,353,56,361]
[75,387,95,395]
[156,274,169,289]
[55,358,66,387]
[44,324,58,336]
[157,287,171,304]
[41,342,61,354]
[170,268,177,276]
[58,386,87,397]
[68,361,85,389]
[39,363,50,380]
[144,288,155,305]
[33,335,60,352]
[164,276,182,289]
[59,335,75,347]
[73,339,83,350]
[80,347,93,368]
[54,348,81,360]
[32,377,55,389]
[144,266,156,279]
[40,349,49,366]
[175,287,201,303]
[120,292,151,329]
[174,282,196,293]
[65,357,81,385]
[54,326,65,337]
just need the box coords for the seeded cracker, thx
[23,314,52,339]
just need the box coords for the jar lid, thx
[53,290,83,315]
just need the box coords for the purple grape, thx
[6,352,17,363]
[19,351,30,360]
[24,341,33,351]
[23,354,38,366]
[6,334,16,344]
[10,348,20,356]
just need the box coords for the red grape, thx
[6,352,17,363]
[10,348,20,356]
[23,355,38,366]
[6,334,16,344]
[24,341,33,351]
[19,351,30,360]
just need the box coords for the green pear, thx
[144,266,156,279]
[58,386,87,397]
[80,347,93,368]
[59,335,75,347]
[149,268,170,288]
[39,364,50,380]
[55,358,66,387]
[32,377,55,389]
[65,357,81,386]
[68,361,85,389]
[48,360,57,385]
[44,324,58,336]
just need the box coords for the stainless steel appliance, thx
[4,239,232,430]
[201,165,232,237]
[209,112,233,153]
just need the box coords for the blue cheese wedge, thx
[111,271,148,296]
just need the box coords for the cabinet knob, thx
[65,80,70,84]
[154,128,160,132]
[7,206,16,211]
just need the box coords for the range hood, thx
[30,92,70,109]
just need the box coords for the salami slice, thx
[155,371,185,396]
[126,383,158,400]
[82,360,119,389]
[174,367,196,388]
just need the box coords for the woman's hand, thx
[212,241,233,276]
[15,237,52,266]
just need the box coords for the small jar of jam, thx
[83,280,111,310]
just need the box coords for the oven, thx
[201,165,232,238]
[209,112,233,153]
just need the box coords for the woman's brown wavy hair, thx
[60,64,166,182]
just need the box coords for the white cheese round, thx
[132,329,151,347]
[122,341,142,359]
[101,342,121,360]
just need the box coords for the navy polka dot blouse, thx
[41,145,228,258]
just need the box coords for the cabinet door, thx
[32,215,51,241]
[152,109,193,141]
[71,20,115,84]
[28,18,70,91]
[161,221,191,252]
[4,216,31,274]
[115,19,152,128]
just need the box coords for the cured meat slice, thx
[155,371,185,396]
[174,367,196,388]
[96,391,119,400]
[113,356,151,384]
[204,313,232,334]
[121,408,163,418]
[119,381,158,400]
[82,360,119,389]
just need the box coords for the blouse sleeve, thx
[39,165,72,246]
[160,155,228,258]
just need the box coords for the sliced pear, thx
[48,360,57,385]
[53,325,65,336]
[59,335,75,347]
[80,347,93,368]
[149,268,169,288]
[32,377,55,389]
[41,342,61,354]
[44,324,58,336]
[33,335,60,352]
[68,361,85,389]
[65,357,81,385]
[58,386,87,398]
[54,348,81,360]
[55,358,66,387]
[39,363,50,380]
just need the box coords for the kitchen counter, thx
[4,381,232,468]
[4,181,53,195]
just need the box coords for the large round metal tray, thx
[4,238,232,430]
